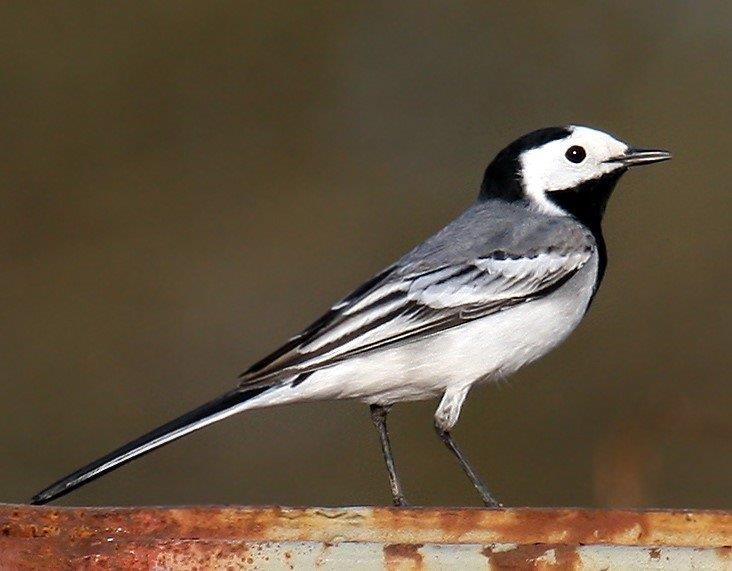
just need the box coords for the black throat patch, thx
[546,169,626,293]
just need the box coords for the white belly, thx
[246,255,598,409]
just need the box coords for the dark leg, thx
[369,404,408,507]
[435,425,501,508]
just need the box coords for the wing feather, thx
[239,246,593,387]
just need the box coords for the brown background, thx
[2,3,729,509]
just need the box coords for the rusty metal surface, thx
[0,504,729,569]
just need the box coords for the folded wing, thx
[239,246,593,387]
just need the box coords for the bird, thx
[31,125,670,507]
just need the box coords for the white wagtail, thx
[32,125,670,507]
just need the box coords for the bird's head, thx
[480,125,670,228]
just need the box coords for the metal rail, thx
[1,504,730,569]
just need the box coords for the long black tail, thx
[31,386,268,505]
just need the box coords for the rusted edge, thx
[0,504,730,549]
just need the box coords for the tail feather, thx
[31,386,269,505]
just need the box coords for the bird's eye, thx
[565,145,586,163]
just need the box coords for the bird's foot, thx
[392,494,409,507]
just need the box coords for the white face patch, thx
[519,126,629,215]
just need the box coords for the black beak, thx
[605,147,672,167]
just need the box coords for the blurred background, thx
[1,3,729,509]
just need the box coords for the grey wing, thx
[239,246,593,387]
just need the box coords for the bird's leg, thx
[435,426,501,507]
[369,404,408,507]
[435,387,501,508]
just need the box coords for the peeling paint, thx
[0,504,729,569]
[384,543,424,570]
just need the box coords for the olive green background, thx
[2,3,729,509]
